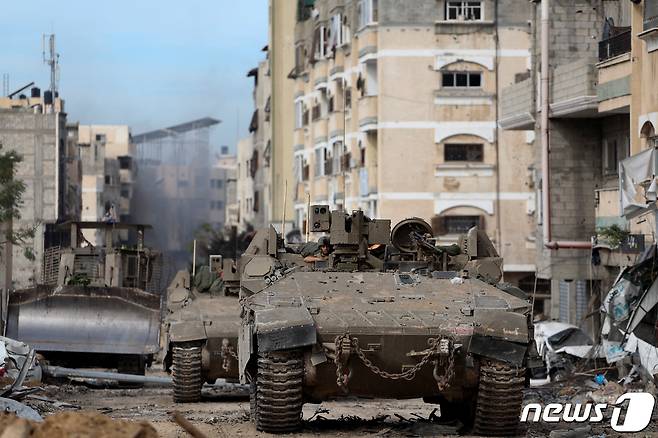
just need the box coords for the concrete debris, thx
[599,244,658,380]
[0,411,158,438]
[548,425,592,438]
[0,398,42,422]
[586,381,624,404]
[534,321,604,381]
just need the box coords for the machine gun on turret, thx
[308,205,390,271]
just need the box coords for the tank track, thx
[473,359,525,436]
[172,342,203,403]
[255,350,304,433]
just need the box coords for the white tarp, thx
[624,333,658,376]
[619,147,658,219]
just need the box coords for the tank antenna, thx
[281,180,288,241]
[306,193,311,243]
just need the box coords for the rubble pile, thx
[0,411,158,438]
[601,244,658,380]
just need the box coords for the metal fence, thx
[598,30,631,62]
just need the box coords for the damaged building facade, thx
[0,90,80,289]
[499,0,658,333]
[77,125,137,245]
[288,0,537,283]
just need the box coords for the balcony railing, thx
[598,30,631,62]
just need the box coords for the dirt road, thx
[23,376,658,437]
[31,383,465,437]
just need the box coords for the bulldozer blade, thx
[6,285,161,355]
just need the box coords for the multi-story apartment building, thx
[209,147,237,230]
[269,0,297,228]
[0,88,81,288]
[500,0,632,329]
[77,125,136,245]
[290,0,536,285]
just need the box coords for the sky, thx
[1,0,269,153]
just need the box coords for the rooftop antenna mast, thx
[42,34,59,97]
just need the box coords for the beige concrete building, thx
[269,0,297,228]
[210,149,237,230]
[290,0,536,283]
[595,1,658,252]
[237,135,257,231]
[78,125,136,245]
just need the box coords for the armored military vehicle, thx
[162,257,243,402]
[239,206,536,435]
[6,222,162,374]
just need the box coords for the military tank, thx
[239,206,537,435]
[162,256,243,402]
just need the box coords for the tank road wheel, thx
[172,342,203,403]
[255,350,304,433]
[473,359,526,436]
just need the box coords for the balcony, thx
[596,47,631,115]
[328,110,345,134]
[358,95,378,131]
[550,59,598,118]
[598,30,631,62]
[499,78,534,130]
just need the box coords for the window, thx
[120,184,130,198]
[314,26,328,60]
[328,14,343,52]
[603,136,629,176]
[295,153,305,182]
[442,71,482,88]
[253,191,260,212]
[446,1,483,21]
[365,61,378,96]
[295,44,305,74]
[358,0,378,28]
[105,175,111,185]
[315,148,324,177]
[332,142,343,175]
[444,144,484,162]
[220,145,229,155]
[342,15,351,45]
[312,103,321,121]
[216,200,224,210]
[216,179,223,189]
[118,156,132,169]
[645,1,658,31]
[95,134,107,143]
[295,100,304,129]
[435,215,483,235]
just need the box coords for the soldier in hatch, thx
[303,236,332,263]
